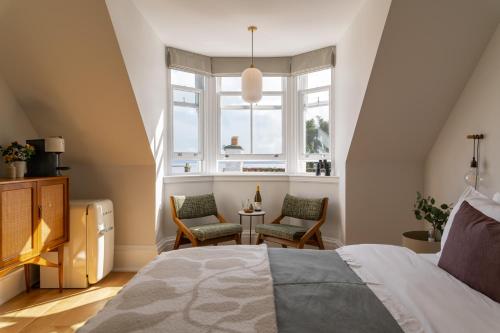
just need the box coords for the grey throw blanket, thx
[268,248,403,333]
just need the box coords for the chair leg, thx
[316,232,325,250]
[256,234,263,245]
[281,244,287,248]
[235,233,242,245]
[174,231,182,250]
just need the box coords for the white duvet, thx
[337,244,500,333]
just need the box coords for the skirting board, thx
[113,245,157,272]
[0,268,25,305]
[156,233,343,252]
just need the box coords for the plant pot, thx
[6,163,16,179]
[402,231,441,253]
[13,161,27,178]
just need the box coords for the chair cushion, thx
[255,223,308,241]
[189,223,242,241]
[282,194,324,220]
[173,193,218,219]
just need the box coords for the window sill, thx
[163,173,339,184]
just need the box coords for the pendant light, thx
[242,26,263,103]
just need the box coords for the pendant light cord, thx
[251,28,254,67]
[475,138,480,189]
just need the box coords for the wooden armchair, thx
[170,194,242,249]
[256,194,328,249]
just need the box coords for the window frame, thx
[297,69,334,170]
[167,69,206,175]
[216,76,287,163]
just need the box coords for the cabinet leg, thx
[24,264,30,293]
[58,246,64,292]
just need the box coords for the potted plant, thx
[413,192,452,241]
[0,142,35,178]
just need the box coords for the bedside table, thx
[402,231,440,253]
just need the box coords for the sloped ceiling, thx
[344,0,500,245]
[349,0,500,163]
[0,0,153,166]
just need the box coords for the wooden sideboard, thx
[0,176,69,292]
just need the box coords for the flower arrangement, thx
[414,192,452,240]
[0,142,35,163]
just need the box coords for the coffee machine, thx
[27,137,70,177]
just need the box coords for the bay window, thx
[166,68,333,176]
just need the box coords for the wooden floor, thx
[0,272,134,333]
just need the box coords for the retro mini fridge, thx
[41,200,114,288]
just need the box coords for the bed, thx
[79,187,500,332]
[78,244,500,333]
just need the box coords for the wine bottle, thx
[254,185,262,211]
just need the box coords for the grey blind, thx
[291,46,335,75]
[211,57,291,76]
[166,46,334,76]
[166,47,212,76]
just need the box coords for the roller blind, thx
[211,57,291,76]
[291,46,335,75]
[166,46,335,76]
[166,47,212,76]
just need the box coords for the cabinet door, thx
[38,178,68,251]
[0,182,37,268]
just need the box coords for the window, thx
[217,76,285,172]
[169,69,205,174]
[166,67,334,176]
[297,68,332,172]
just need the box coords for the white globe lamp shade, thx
[242,67,263,103]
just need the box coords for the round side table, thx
[238,210,265,245]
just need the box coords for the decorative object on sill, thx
[254,185,262,211]
[184,162,191,173]
[322,159,328,176]
[241,26,263,103]
[223,136,243,155]
[26,138,70,177]
[0,141,35,178]
[316,160,322,176]
[413,192,452,241]
[464,134,484,189]
[325,161,331,176]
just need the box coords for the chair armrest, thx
[216,213,227,223]
[271,215,284,224]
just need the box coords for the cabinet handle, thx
[38,205,42,217]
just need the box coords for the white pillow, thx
[440,186,500,252]
[493,192,500,204]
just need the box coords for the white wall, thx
[0,76,38,176]
[0,1,159,273]
[425,24,500,202]
[0,73,38,304]
[105,0,168,251]
[343,0,500,245]
[162,176,340,249]
[334,0,392,244]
